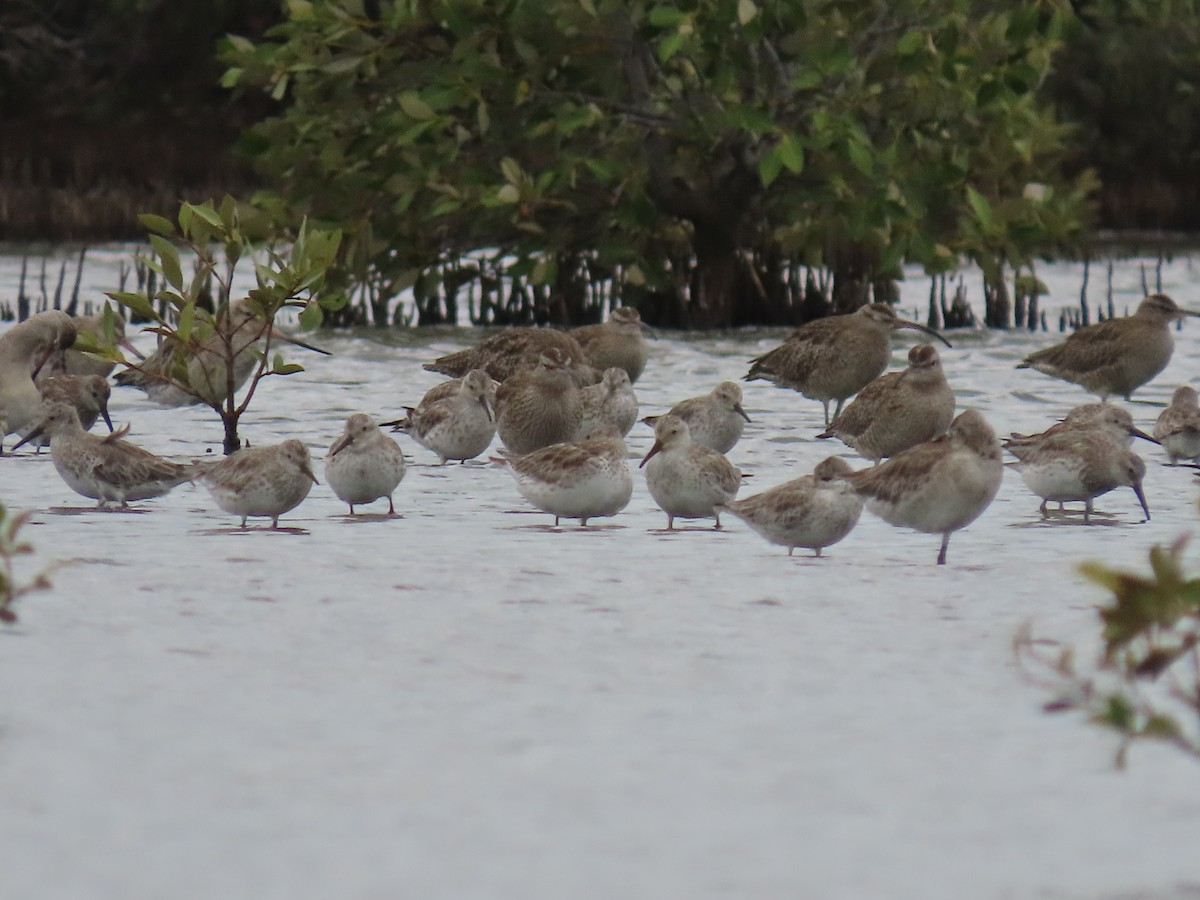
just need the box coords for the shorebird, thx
[744,303,951,426]
[1153,386,1200,465]
[29,373,114,450]
[325,414,408,515]
[569,307,650,382]
[816,343,955,462]
[425,327,595,384]
[38,308,139,380]
[1017,293,1200,400]
[492,426,633,526]
[196,439,319,528]
[0,310,77,451]
[114,300,330,406]
[578,367,639,439]
[843,409,1003,565]
[640,414,742,529]
[718,456,863,557]
[1003,403,1158,452]
[1006,431,1150,522]
[387,370,496,464]
[643,381,750,454]
[494,348,583,454]
[13,402,193,507]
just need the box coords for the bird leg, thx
[937,532,950,565]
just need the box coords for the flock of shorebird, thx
[1,292,1197,564]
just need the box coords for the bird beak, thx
[480,395,494,422]
[303,460,320,484]
[734,403,751,423]
[11,424,45,452]
[639,321,658,339]
[1129,426,1160,445]
[639,440,663,468]
[1133,481,1151,521]
[269,325,332,356]
[896,319,953,349]
[100,402,114,432]
[30,343,60,380]
[329,434,353,457]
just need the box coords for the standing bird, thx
[424,327,594,384]
[578,367,639,439]
[843,409,1003,565]
[114,299,330,406]
[1004,403,1158,452]
[816,343,955,462]
[196,440,319,528]
[325,414,408,515]
[38,308,140,380]
[29,374,114,450]
[643,381,751,454]
[719,456,863,557]
[569,307,651,382]
[640,414,742,530]
[494,348,583,454]
[493,426,633,526]
[1006,431,1150,522]
[1153,386,1200,465]
[388,370,496,464]
[0,310,77,451]
[13,402,193,507]
[1017,293,1200,400]
[745,303,951,426]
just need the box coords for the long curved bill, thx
[639,440,664,469]
[268,325,332,356]
[1133,481,1151,521]
[896,319,953,349]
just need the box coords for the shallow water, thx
[3,251,1200,898]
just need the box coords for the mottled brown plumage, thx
[32,374,113,449]
[0,310,77,448]
[425,327,594,384]
[196,439,318,528]
[817,343,955,462]
[391,369,496,463]
[1007,430,1150,522]
[14,402,193,506]
[745,304,950,425]
[494,348,583,454]
[1017,293,1199,399]
[493,427,632,526]
[720,457,862,557]
[569,307,650,382]
[643,381,750,454]
[578,367,638,439]
[844,409,1002,564]
[1154,386,1200,464]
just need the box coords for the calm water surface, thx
[2,250,1200,899]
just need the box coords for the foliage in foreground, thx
[0,501,53,625]
[1016,536,1200,767]
[83,198,343,454]
[224,0,1094,328]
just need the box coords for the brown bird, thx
[745,303,950,426]
[424,327,595,384]
[642,381,750,454]
[1153,385,1200,465]
[494,348,584,454]
[29,373,115,451]
[843,409,1003,565]
[816,343,955,462]
[1017,293,1200,400]
[569,307,651,382]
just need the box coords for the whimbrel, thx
[744,303,950,426]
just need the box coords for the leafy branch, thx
[0,501,54,625]
[1015,536,1200,767]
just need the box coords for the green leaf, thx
[298,302,324,331]
[966,187,995,229]
[138,213,177,236]
[648,6,686,27]
[399,91,435,120]
[895,30,925,56]
[777,134,804,173]
[658,30,686,62]
[106,290,157,322]
[148,235,184,291]
[496,184,521,204]
[758,148,784,188]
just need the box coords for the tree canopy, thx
[224,0,1094,327]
